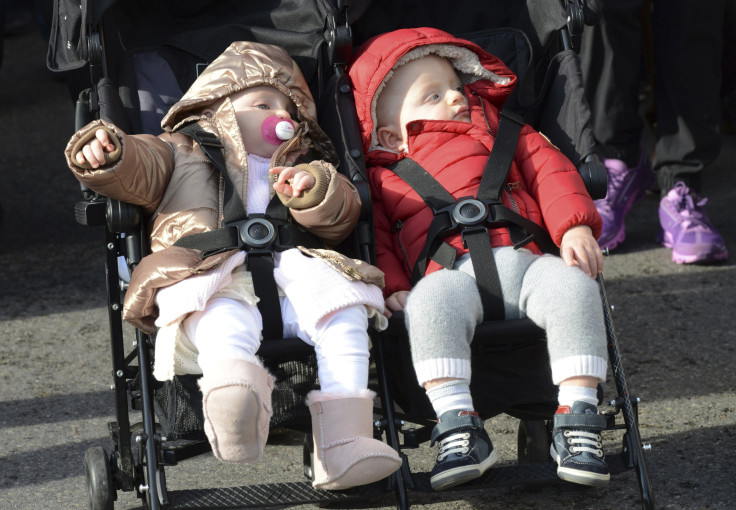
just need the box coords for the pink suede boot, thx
[198,359,274,463]
[307,390,402,490]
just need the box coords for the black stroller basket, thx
[48,0,653,509]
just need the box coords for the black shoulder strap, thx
[388,158,459,282]
[178,123,248,224]
[476,109,525,202]
[390,159,456,211]
[390,154,506,320]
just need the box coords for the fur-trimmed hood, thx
[347,27,517,154]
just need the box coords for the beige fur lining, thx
[305,389,376,405]
[369,44,511,151]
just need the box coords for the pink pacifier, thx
[261,115,295,145]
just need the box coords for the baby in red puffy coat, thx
[349,27,610,491]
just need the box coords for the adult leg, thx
[580,0,645,165]
[652,0,725,191]
[579,0,657,250]
[652,0,728,263]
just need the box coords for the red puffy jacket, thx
[348,27,602,297]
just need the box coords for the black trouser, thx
[579,0,725,194]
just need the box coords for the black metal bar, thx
[371,334,410,510]
[597,274,655,510]
[103,227,135,491]
[409,461,560,492]
[136,330,164,509]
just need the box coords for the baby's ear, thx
[377,126,404,152]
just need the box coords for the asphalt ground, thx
[1,27,735,510]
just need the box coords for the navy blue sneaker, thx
[429,410,499,490]
[550,401,610,486]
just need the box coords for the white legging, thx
[182,297,370,394]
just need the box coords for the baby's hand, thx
[560,225,604,278]
[271,166,316,197]
[384,290,410,319]
[75,129,116,169]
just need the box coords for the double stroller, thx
[47,0,654,508]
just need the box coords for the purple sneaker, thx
[658,182,729,264]
[594,151,655,250]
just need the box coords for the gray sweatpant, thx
[403,247,608,386]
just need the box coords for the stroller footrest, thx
[167,480,388,508]
[408,461,560,492]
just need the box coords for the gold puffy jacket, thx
[64,41,381,332]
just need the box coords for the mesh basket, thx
[265,353,319,432]
[153,374,206,441]
[152,354,319,440]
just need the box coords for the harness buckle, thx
[452,198,488,227]
[453,198,509,249]
[237,217,277,248]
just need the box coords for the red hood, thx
[348,27,518,155]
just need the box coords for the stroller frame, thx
[54,1,654,509]
[371,275,654,507]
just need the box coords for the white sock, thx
[558,385,599,407]
[426,380,474,417]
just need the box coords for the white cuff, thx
[551,355,608,385]
[414,357,472,386]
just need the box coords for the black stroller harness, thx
[172,123,323,339]
[389,109,558,321]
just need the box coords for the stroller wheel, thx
[84,446,114,510]
[517,419,551,464]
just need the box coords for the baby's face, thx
[230,86,298,158]
[377,54,469,152]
